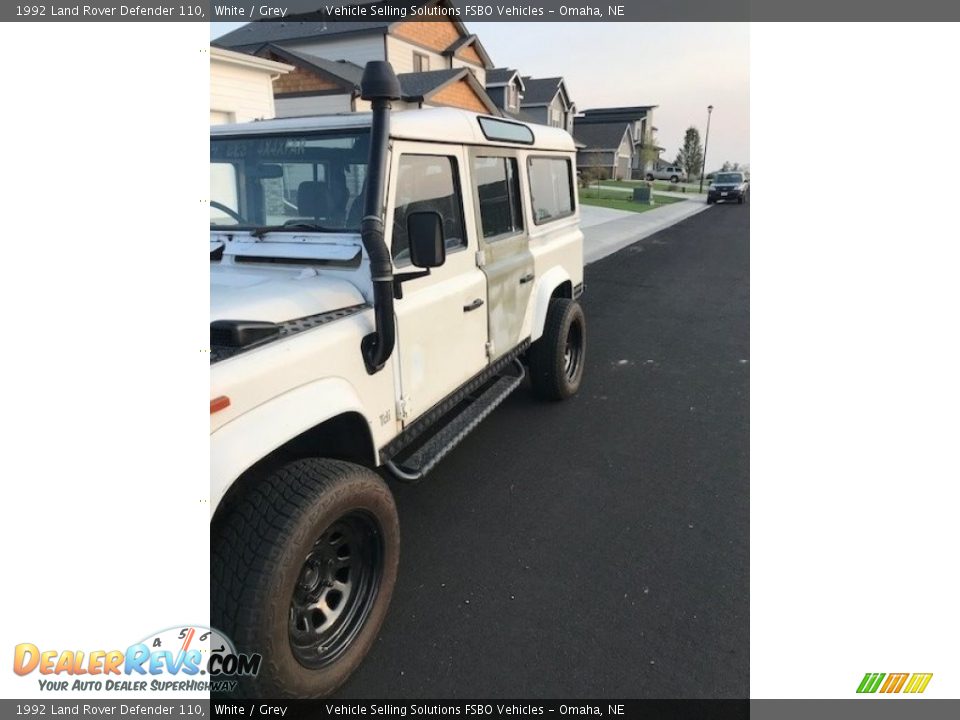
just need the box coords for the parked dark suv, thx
[707,172,748,205]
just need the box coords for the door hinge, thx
[396,396,411,421]
[485,341,495,359]
[475,250,486,268]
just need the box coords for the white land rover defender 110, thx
[210,62,586,697]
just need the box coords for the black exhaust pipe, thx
[358,61,401,374]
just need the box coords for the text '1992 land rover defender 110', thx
[209,62,586,697]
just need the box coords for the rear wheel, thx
[670,175,679,183]
[645,173,654,181]
[212,458,399,698]
[529,298,586,400]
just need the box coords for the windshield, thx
[210,130,370,232]
[714,172,744,184]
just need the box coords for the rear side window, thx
[392,155,466,266]
[474,156,524,239]
[528,157,574,225]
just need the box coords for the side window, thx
[413,52,429,72]
[527,156,574,225]
[210,163,239,224]
[473,156,523,239]
[392,155,466,267]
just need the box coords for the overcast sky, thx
[211,22,749,167]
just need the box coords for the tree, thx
[676,127,704,180]
[640,131,661,173]
[721,161,733,172]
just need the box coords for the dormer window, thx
[506,83,518,110]
[413,52,429,72]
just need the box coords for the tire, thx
[645,173,654,181]
[529,297,586,400]
[738,195,744,205]
[670,175,679,183]
[707,198,714,204]
[212,458,399,698]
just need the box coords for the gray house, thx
[576,106,658,177]
[519,76,576,132]
[573,121,633,180]
[484,67,534,120]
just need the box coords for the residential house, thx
[519,76,576,133]
[576,106,658,177]
[485,68,531,120]
[209,46,292,124]
[572,120,633,180]
[213,0,498,117]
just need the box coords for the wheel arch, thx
[211,379,377,522]
[530,268,573,343]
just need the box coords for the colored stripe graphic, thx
[904,673,933,694]
[880,673,909,693]
[857,673,885,693]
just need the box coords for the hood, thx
[210,264,367,324]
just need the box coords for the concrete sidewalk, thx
[581,199,712,264]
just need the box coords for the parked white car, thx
[646,165,687,183]
[209,62,586,697]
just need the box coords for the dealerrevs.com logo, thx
[857,672,933,694]
[12,625,260,693]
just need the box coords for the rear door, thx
[388,143,489,424]
[468,149,535,361]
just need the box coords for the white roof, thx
[210,107,576,152]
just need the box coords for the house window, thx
[392,155,466,267]
[549,105,562,127]
[473,156,524,239]
[506,84,517,110]
[413,52,430,72]
[527,156,574,225]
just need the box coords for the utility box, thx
[633,186,652,204]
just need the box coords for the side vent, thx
[210,320,280,348]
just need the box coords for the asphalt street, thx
[339,204,749,699]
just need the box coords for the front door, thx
[469,150,535,360]
[388,144,489,424]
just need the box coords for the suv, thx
[707,171,749,204]
[646,165,687,183]
[209,63,586,697]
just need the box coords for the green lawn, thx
[578,192,685,214]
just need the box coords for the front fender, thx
[529,266,572,342]
[210,377,372,515]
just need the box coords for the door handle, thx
[519,272,535,285]
[463,298,484,312]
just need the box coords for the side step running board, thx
[386,359,525,482]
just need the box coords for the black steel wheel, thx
[529,297,586,401]
[212,458,399,698]
[289,511,383,669]
[562,318,584,384]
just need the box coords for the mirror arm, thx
[392,269,431,300]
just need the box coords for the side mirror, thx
[407,211,446,268]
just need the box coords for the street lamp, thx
[699,105,714,193]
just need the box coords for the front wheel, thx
[670,175,679,183]
[529,298,586,400]
[212,458,399,698]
